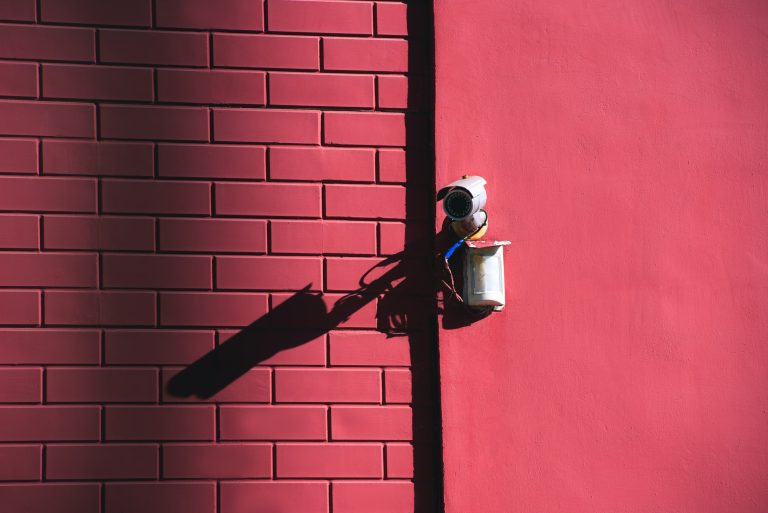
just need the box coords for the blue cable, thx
[443,209,488,261]
[444,239,464,260]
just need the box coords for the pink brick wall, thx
[0,1,439,512]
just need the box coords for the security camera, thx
[436,175,487,221]
[437,175,489,240]
[437,174,508,315]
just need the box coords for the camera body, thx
[436,175,487,221]
[437,175,488,239]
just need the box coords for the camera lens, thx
[444,190,473,219]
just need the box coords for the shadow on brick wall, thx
[167,3,443,510]
[14,1,442,511]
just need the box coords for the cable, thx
[443,209,488,260]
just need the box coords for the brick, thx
[378,74,407,109]
[0,25,94,62]
[269,0,372,34]
[386,443,413,478]
[102,179,210,215]
[0,61,37,97]
[0,0,35,21]
[46,444,158,479]
[214,34,319,70]
[0,446,41,480]
[0,215,38,249]
[333,481,413,513]
[42,64,152,102]
[379,222,405,254]
[269,220,327,254]
[218,329,326,365]
[331,406,411,440]
[164,443,271,478]
[271,146,375,181]
[44,290,156,326]
[216,256,322,291]
[0,177,96,213]
[272,292,377,329]
[43,140,153,177]
[376,2,407,36]
[328,292,379,329]
[106,406,214,441]
[220,482,328,513]
[0,330,100,364]
[158,69,265,105]
[162,367,270,403]
[0,484,99,513]
[219,405,326,440]
[43,215,155,251]
[214,109,319,144]
[0,406,100,441]
[0,290,39,325]
[275,368,380,403]
[157,0,264,30]
[325,257,388,291]
[324,37,407,72]
[216,182,321,217]
[159,144,265,180]
[270,220,376,255]
[105,330,214,365]
[0,253,96,287]
[160,292,268,327]
[160,218,267,253]
[325,184,405,219]
[0,368,41,403]
[378,148,406,182]
[326,294,379,329]
[102,254,212,289]
[0,139,37,174]
[40,0,151,26]
[106,482,215,513]
[325,111,404,146]
[277,443,382,478]
[101,105,209,142]
[100,29,208,66]
[0,100,94,137]
[384,368,411,403]
[47,368,158,403]
[269,72,373,108]
[329,331,409,366]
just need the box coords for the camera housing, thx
[436,175,487,220]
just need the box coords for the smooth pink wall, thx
[436,1,768,512]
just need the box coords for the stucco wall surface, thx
[435,1,768,512]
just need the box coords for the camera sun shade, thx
[436,175,488,220]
